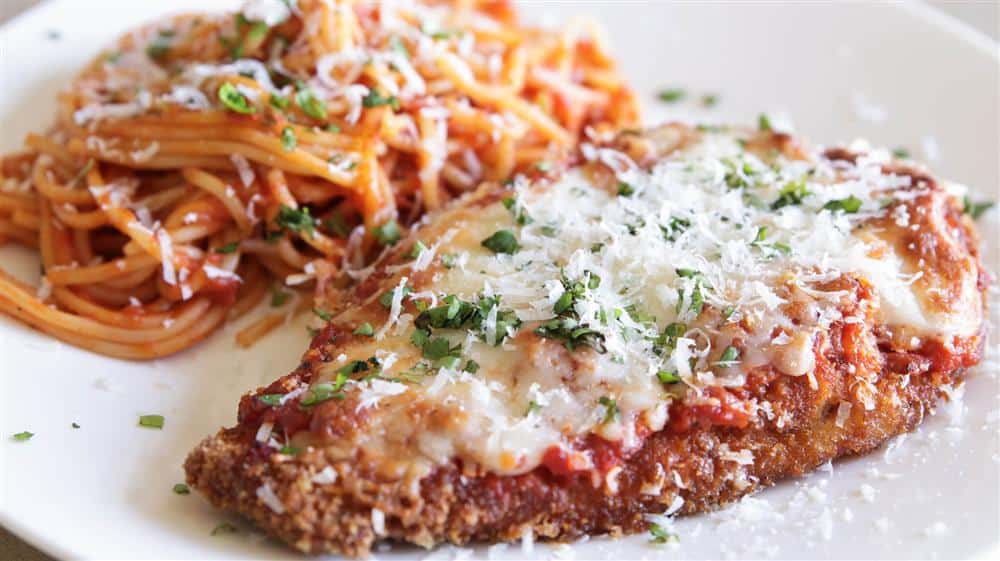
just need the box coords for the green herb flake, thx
[281,126,297,152]
[270,92,290,110]
[380,285,411,308]
[757,113,773,132]
[481,229,519,254]
[258,393,284,406]
[440,253,457,269]
[892,147,910,159]
[771,180,810,210]
[11,431,33,442]
[717,346,740,366]
[354,322,375,336]
[218,82,256,114]
[408,240,428,259]
[296,85,328,119]
[963,197,994,220]
[138,414,165,429]
[502,196,532,225]
[464,359,480,373]
[173,483,190,495]
[657,371,681,384]
[270,282,291,306]
[649,522,678,544]
[701,93,719,108]
[372,220,402,246]
[598,396,620,424]
[275,205,318,238]
[657,88,686,103]
[617,182,635,197]
[300,381,347,407]
[823,195,863,213]
[279,444,301,456]
[525,400,541,416]
[71,422,81,429]
[214,241,240,254]
[362,89,400,110]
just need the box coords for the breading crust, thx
[185,346,971,557]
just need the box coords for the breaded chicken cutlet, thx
[186,124,987,557]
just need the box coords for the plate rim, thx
[0,1,997,560]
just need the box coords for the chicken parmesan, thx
[185,123,988,557]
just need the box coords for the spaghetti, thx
[0,0,638,359]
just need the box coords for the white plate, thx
[1,1,998,559]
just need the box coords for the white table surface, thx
[0,1,996,560]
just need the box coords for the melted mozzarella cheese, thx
[305,129,980,477]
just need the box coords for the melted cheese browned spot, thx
[275,126,983,478]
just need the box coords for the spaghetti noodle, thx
[0,0,638,359]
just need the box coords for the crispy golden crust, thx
[184,127,988,557]
[185,358,967,557]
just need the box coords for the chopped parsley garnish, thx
[502,196,532,225]
[481,229,519,254]
[280,127,297,151]
[279,445,301,456]
[325,123,341,133]
[379,284,411,308]
[275,205,318,238]
[464,359,480,373]
[312,308,332,322]
[598,396,620,423]
[701,93,719,108]
[362,89,401,110]
[270,284,291,307]
[657,371,681,384]
[257,394,284,406]
[414,294,521,347]
[440,253,457,269]
[657,88,686,103]
[295,84,327,119]
[408,240,428,259]
[722,305,737,320]
[11,431,33,442]
[757,113,773,132]
[771,180,810,210]
[353,322,374,336]
[649,522,678,544]
[892,147,910,159]
[823,195,863,213]
[214,241,240,254]
[676,282,704,319]
[661,216,690,242]
[269,92,290,110]
[752,226,769,245]
[218,82,255,114]
[963,197,994,220]
[173,483,190,495]
[372,220,402,246]
[300,378,349,406]
[525,400,541,416]
[535,272,606,353]
[211,522,238,536]
[717,346,740,366]
[617,182,635,197]
[138,414,165,429]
